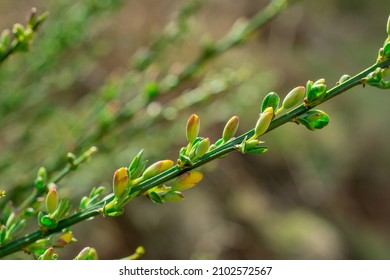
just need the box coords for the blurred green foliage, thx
[0,0,390,259]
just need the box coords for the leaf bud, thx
[306,80,313,95]
[0,29,10,49]
[53,231,76,247]
[38,247,58,260]
[45,189,58,214]
[88,248,99,260]
[142,160,174,180]
[254,107,273,138]
[34,167,48,192]
[172,171,203,191]
[194,138,210,158]
[26,7,37,27]
[186,114,200,144]
[338,74,351,84]
[297,109,330,130]
[305,83,327,105]
[237,138,268,154]
[74,247,91,260]
[113,167,129,199]
[12,23,24,38]
[222,116,240,142]
[314,78,326,85]
[282,86,306,110]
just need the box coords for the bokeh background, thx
[1,0,390,259]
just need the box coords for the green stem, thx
[1,56,389,258]
[0,11,48,64]
[16,147,98,213]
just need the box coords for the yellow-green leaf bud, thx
[254,107,273,138]
[338,74,351,84]
[195,138,210,158]
[314,78,326,85]
[53,231,76,247]
[0,29,10,49]
[74,247,91,260]
[45,189,58,214]
[186,114,200,144]
[12,23,24,38]
[88,247,99,260]
[113,167,129,199]
[172,171,203,191]
[66,152,77,167]
[38,247,58,260]
[222,116,239,142]
[282,86,305,110]
[142,160,174,180]
[37,167,47,181]
[34,167,48,192]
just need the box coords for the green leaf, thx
[261,92,280,113]
[215,138,224,147]
[39,215,58,230]
[245,146,268,154]
[297,109,330,130]
[178,154,193,168]
[128,150,144,174]
[148,191,164,204]
[130,159,148,180]
[306,83,327,105]
[162,191,184,202]
[79,196,89,209]
[305,80,313,96]
[105,210,124,217]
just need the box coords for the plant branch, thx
[0,8,48,65]
[16,147,98,214]
[1,54,389,258]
